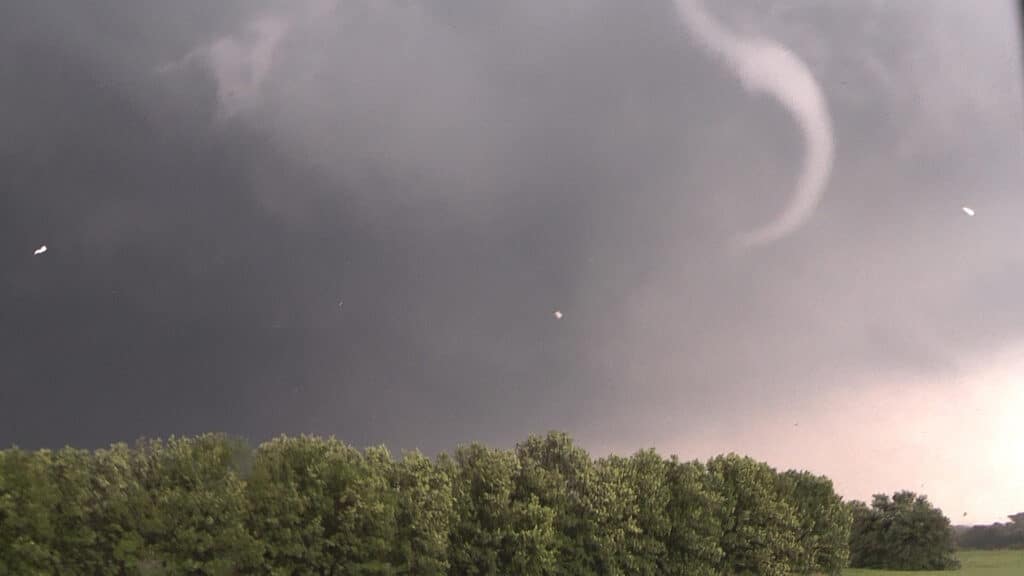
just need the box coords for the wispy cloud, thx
[159,14,289,118]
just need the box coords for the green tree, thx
[442,442,558,575]
[775,470,851,575]
[848,500,881,567]
[324,444,397,575]
[391,451,451,575]
[0,448,58,575]
[134,434,262,575]
[592,450,672,575]
[505,493,557,575]
[246,437,399,575]
[662,458,723,576]
[48,448,97,573]
[706,454,799,576]
[590,454,637,575]
[514,432,605,576]
[624,449,672,575]
[49,445,149,575]
[245,435,337,575]
[0,431,905,575]
[442,443,518,575]
[848,491,958,570]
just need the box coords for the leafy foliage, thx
[245,435,346,574]
[776,470,852,574]
[0,448,58,575]
[50,445,148,575]
[594,450,670,576]
[391,450,453,575]
[1,431,864,575]
[134,435,263,575]
[514,432,605,575]
[849,491,959,570]
[443,443,520,575]
[663,457,724,575]
[706,454,800,576]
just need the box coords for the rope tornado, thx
[674,0,834,248]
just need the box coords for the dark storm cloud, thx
[1,0,368,446]
[2,0,1022,521]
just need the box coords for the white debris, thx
[962,206,975,216]
[33,245,47,255]
[553,310,563,319]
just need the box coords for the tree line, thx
[955,513,1024,550]
[1,432,847,575]
[0,431,956,575]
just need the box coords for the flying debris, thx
[33,245,47,256]
[553,310,563,320]
[961,206,975,216]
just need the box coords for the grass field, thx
[843,550,1024,575]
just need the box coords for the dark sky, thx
[2,0,1023,522]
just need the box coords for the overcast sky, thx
[2,0,1022,524]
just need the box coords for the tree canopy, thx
[0,431,865,575]
[848,491,959,570]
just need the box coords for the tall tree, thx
[625,450,673,574]
[663,458,723,576]
[505,493,557,575]
[706,454,800,576]
[442,443,518,575]
[593,450,673,576]
[775,470,851,575]
[391,450,452,575]
[134,434,262,575]
[591,454,638,575]
[514,432,605,576]
[247,437,400,575]
[245,435,338,575]
[0,448,58,575]
[325,444,397,575]
[49,446,149,575]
